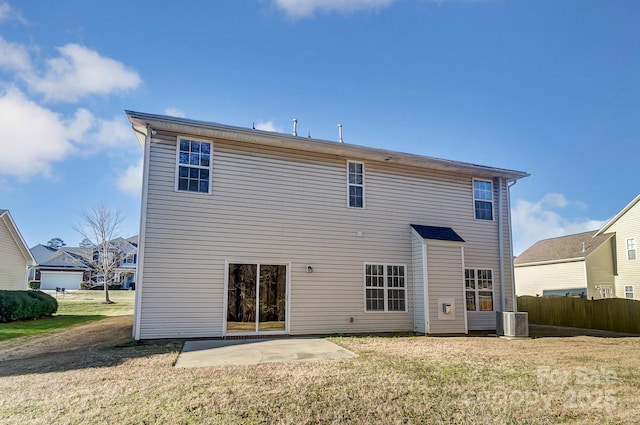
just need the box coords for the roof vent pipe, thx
[582,242,586,253]
[338,123,343,143]
[292,118,298,136]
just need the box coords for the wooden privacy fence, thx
[517,296,640,334]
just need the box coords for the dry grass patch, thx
[1,326,639,424]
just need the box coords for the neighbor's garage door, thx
[40,271,83,290]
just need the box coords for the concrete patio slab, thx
[175,338,357,368]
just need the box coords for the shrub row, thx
[0,290,58,322]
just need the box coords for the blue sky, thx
[0,0,638,254]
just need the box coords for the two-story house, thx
[515,194,639,300]
[0,209,35,290]
[126,111,529,340]
[30,237,138,290]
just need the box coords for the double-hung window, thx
[176,137,212,193]
[364,264,406,312]
[465,269,494,311]
[627,238,636,260]
[473,179,493,220]
[625,285,634,299]
[347,161,365,208]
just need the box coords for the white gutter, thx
[514,257,586,267]
[132,124,151,340]
[507,180,518,311]
[125,110,529,182]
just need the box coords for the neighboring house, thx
[0,209,35,290]
[127,111,529,340]
[108,237,138,289]
[29,237,138,290]
[32,247,93,290]
[515,194,640,300]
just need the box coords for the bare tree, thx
[75,203,124,304]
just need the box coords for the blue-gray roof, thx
[411,225,465,242]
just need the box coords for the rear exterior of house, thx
[0,210,35,290]
[127,111,528,340]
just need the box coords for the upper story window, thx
[347,161,365,208]
[176,137,212,194]
[473,179,493,220]
[625,285,634,299]
[124,254,137,265]
[627,238,636,260]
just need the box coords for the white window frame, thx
[625,285,634,299]
[598,285,613,299]
[363,263,407,313]
[175,136,213,194]
[464,268,494,311]
[626,238,636,261]
[472,179,494,221]
[347,160,365,208]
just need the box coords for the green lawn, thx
[0,290,134,342]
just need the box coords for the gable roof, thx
[594,193,640,236]
[38,249,93,269]
[126,110,529,182]
[0,209,36,266]
[514,230,614,266]
[411,224,465,242]
[30,244,58,263]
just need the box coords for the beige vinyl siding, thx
[515,260,586,296]
[138,134,512,339]
[467,311,496,330]
[0,218,29,290]
[585,238,616,299]
[425,243,466,334]
[604,202,640,299]
[412,232,427,334]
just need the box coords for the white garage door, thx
[40,271,83,290]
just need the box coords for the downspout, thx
[498,177,505,312]
[507,179,517,312]
[132,124,151,340]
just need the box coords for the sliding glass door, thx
[226,263,287,334]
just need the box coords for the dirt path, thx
[0,315,134,362]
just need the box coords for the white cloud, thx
[0,2,26,24]
[254,120,281,132]
[165,107,185,118]
[0,88,136,179]
[25,43,141,102]
[0,36,32,72]
[274,0,395,18]
[0,2,9,20]
[117,157,143,197]
[90,115,133,148]
[0,88,74,178]
[511,193,606,256]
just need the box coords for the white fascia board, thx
[594,194,640,236]
[126,110,529,181]
[514,257,586,267]
[1,211,36,265]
